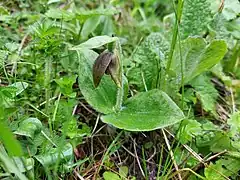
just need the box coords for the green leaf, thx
[55,75,76,98]
[103,171,121,180]
[190,40,227,79]
[54,99,77,126]
[177,119,202,144]
[127,32,170,90]
[171,37,227,85]
[211,64,232,86]
[13,157,34,173]
[0,86,17,104]
[77,49,117,114]
[9,82,28,96]
[227,112,240,149]
[75,8,118,21]
[0,145,27,180]
[102,89,185,131]
[102,16,115,36]
[204,157,240,180]
[14,118,42,138]
[45,8,75,21]
[228,112,240,137]
[5,42,19,52]
[119,166,128,178]
[0,121,23,156]
[63,119,91,139]
[181,0,212,39]
[209,132,233,152]
[70,35,117,50]
[226,18,240,40]
[0,6,9,15]
[190,74,219,116]
[34,143,73,168]
[209,13,236,49]
[81,16,101,38]
[222,0,240,20]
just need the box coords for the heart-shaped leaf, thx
[77,49,118,114]
[14,118,42,138]
[102,89,185,131]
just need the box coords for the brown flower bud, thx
[92,50,121,88]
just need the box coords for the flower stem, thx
[163,0,184,91]
[115,39,124,111]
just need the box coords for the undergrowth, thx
[0,0,240,179]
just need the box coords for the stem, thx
[3,52,10,84]
[174,2,185,109]
[45,57,52,133]
[164,0,184,90]
[115,39,124,111]
[52,93,61,130]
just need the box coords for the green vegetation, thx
[0,0,240,179]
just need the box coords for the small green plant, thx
[0,0,240,179]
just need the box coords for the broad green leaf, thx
[127,32,170,90]
[103,171,121,180]
[81,16,101,38]
[102,89,185,131]
[14,118,42,138]
[190,74,219,116]
[34,143,73,168]
[204,157,240,180]
[181,0,211,39]
[9,82,28,96]
[70,35,117,50]
[190,40,227,79]
[171,37,227,85]
[0,121,22,156]
[77,49,117,114]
